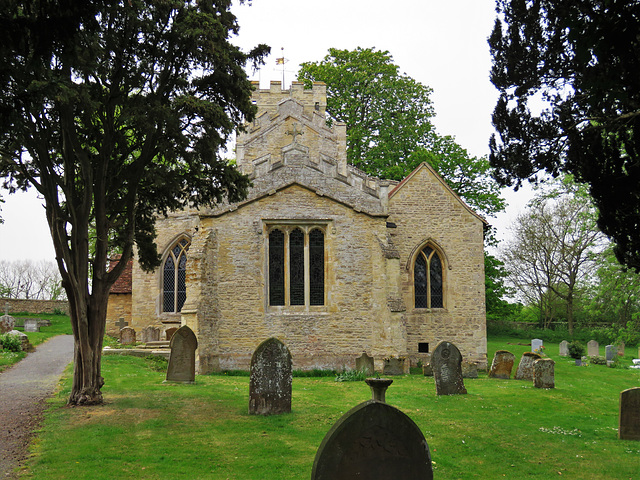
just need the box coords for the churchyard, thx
[8,336,637,479]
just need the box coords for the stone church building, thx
[106,81,488,373]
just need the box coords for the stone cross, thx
[115,317,128,330]
[286,123,304,143]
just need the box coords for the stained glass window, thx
[309,229,325,305]
[269,229,285,306]
[414,245,444,309]
[289,229,305,305]
[163,238,189,313]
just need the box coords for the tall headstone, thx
[619,387,640,440]
[559,340,569,357]
[533,359,555,389]
[141,326,161,344]
[515,352,542,380]
[355,352,375,375]
[488,350,516,379]
[605,345,616,362]
[587,340,599,357]
[617,342,625,356]
[119,326,136,345]
[431,341,467,395]
[531,338,543,353]
[249,337,292,415]
[311,380,433,479]
[165,325,198,384]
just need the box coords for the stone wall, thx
[105,293,132,337]
[1,298,69,315]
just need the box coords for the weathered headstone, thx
[533,358,555,389]
[249,337,292,415]
[431,341,467,395]
[165,327,178,341]
[461,360,478,379]
[141,326,161,344]
[617,342,625,356]
[0,313,16,334]
[383,357,406,376]
[531,338,543,353]
[559,340,569,357]
[119,326,136,345]
[619,387,640,440]
[311,380,433,479]
[6,330,32,352]
[515,352,542,380]
[422,363,433,376]
[605,345,616,362]
[165,325,198,383]
[23,318,40,333]
[355,352,375,375]
[587,340,599,357]
[488,350,515,379]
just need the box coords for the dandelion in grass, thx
[539,426,582,437]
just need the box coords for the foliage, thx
[0,0,268,405]
[589,355,606,365]
[484,252,517,317]
[489,0,640,271]
[334,368,369,382]
[143,355,168,373]
[0,332,22,352]
[298,47,505,218]
[567,341,585,359]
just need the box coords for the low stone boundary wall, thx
[1,298,69,315]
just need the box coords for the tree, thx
[489,0,640,271]
[0,259,64,300]
[501,178,604,333]
[0,0,268,405]
[299,47,505,218]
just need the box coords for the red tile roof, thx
[109,256,133,294]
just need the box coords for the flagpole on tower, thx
[276,47,288,87]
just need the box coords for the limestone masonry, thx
[107,81,488,372]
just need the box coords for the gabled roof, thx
[108,256,133,294]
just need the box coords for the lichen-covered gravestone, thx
[383,357,406,375]
[119,326,136,345]
[559,340,569,357]
[533,358,555,389]
[515,352,542,380]
[141,326,160,344]
[311,379,433,479]
[619,387,640,440]
[489,350,515,379]
[165,325,198,384]
[431,341,466,395]
[0,314,16,334]
[249,337,292,415]
[587,340,599,357]
[355,352,375,375]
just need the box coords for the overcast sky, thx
[0,0,532,262]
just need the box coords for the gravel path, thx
[0,335,74,478]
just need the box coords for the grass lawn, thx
[16,337,640,479]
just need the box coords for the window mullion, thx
[284,228,290,306]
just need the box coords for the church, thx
[106,81,488,373]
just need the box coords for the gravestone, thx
[249,337,292,415]
[383,357,406,376]
[119,326,136,345]
[605,345,616,362]
[587,340,599,357]
[165,325,198,383]
[533,358,555,389]
[422,363,433,376]
[431,341,467,395]
[23,318,40,333]
[531,338,543,353]
[165,327,178,341]
[617,342,625,356]
[6,330,32,352]
[559,340,569,357]
[488,350,515,379]
[141,326,161,344]
[619,387,640,440]
[0,314,16,334]
[311,380,433,479]
[114,317,128,330]
[355,352,375,375]
[515,352,542,380]
[461,361,478,379]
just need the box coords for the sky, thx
[0,0,532,262]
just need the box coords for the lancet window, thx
[414,245,444,309]
[163,238,190,313]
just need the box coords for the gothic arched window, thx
[414,245,444,309]
[163,238,190,313]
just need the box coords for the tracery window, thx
[414,245,444,309]
[163,238,190,313]
[268,226,325,307]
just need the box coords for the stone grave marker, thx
[355,352,375,375]
[461,361,478,378]
[559,340,569,357]
[617,342,625,356]
[619,387,640,440]
[23,318,40,333]
[533,358,555,389]
[431,341,467,395]
[383,357,406,376]
[489,350,515,379]
[531,338,543,353]
[249,337,292,415]
[587,340,599,357]
[165,327,178,341]
[422,363,433,376]
[114,317,128,330]
[515,352,542,380]
[0,313,16,334]
[119,326,136,345]
[605,345,616,362]
[311,379,433,479]
[165,325,198,383]
[141,326,160,344]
